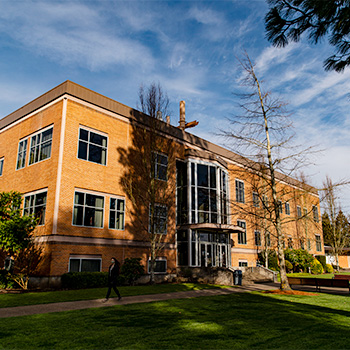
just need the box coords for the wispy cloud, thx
[291,71,349,107]
[0,1,155,71]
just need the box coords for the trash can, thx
[234,270,242,285]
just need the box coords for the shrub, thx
[284,248,314,272]
[121,258,144,285]
[0,270,17,289]
[325,263,334,273]
[61,272,109,289]
[316,255,327,270]
[285,260,293,272]
[311,259,324,275]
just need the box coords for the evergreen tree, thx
[265,0,350,72]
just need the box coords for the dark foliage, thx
[121,258,144,285]
[265,0,350,72]
[315,255,327,270]
[61,272,110,289]
[284,248,314,272]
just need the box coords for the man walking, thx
[103,257,122,302]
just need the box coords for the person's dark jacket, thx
[108,263,119,284]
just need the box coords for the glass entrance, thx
[190,230,230,268]
[200,243,213,267]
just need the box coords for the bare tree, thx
[119,83,174,284]
[222,52,318,290]
[137,82,170,121]
[322,176,350,271]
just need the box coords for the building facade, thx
[0,81,324,278]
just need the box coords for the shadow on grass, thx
[1,292,350,349]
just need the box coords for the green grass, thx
[1,291,350,349]
[0,283,226,308]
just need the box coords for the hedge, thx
[61,272,110,289]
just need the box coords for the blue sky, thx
[0,0,349,211]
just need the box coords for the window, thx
[78,128,107,165]
[239,260,248,267]
[23,190,47,225]
[73,191,104,228]
[16,139,28,169]
[152,152,168,181]
[235,179,245,203]
[0,158,3,176]
[237,220,247,245]
[307,239,311,251]
[176,160,188,225]
[285,202,290,215]
[69,257,101,272]
[300,239,305,250]
[255,231,261,246]
[253,192,259,208]
[313,205,319,222]
[109,198,125,230]
[29,127,53,165]
[287,235,293,249]
[179,161,228,225]
[265,231,271,247]
[315,235,322,252]
[277,200,283,214]
[303,207,308,216]
[147,258,167,274]
[262,195,268,209]
[149,204,167,234]
[195,164,219,224]
[297,206,302,218]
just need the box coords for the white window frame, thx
[252,192,259,208]
[28,125,53,166]
[152,152,168,181]
[313,205,319,222]
[147,257,167,274]
[77,126,108,166]
[285,202,290,215]
[235,179,245,203]
[72,190,105,228]
[149,203,168,235]
[109,197,125,230]
[187,159,229,225]
[237,220,247,245]
[239,260,248,267]
[23,189,48,226]
[315,235,322,252]
[68,255,102,272]
[0,157,3,176]
[254,230,261,246]
[297,205,302,218]
[16,138,28,170]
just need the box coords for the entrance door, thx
[200,243,213,267]
[218,245,227,267]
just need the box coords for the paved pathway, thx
[0,283,279,318]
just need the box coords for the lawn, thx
[0,291,349,349]
[0,283,226,308]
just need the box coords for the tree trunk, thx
[254,66,291,290]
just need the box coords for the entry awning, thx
[176,223,244,234]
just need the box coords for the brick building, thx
[0,81,324,280]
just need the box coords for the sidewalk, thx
[0,283,279,318]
